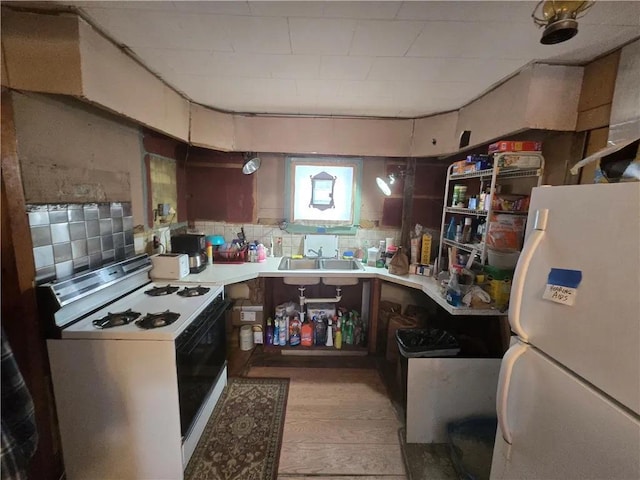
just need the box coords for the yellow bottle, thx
[335,318,343,349]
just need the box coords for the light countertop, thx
[178,257,505,316]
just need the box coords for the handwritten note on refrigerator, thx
[543,268,582,306]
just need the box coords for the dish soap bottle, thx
[446,266,463,307]
[446,217,457,240]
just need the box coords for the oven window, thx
[175,296,229,437]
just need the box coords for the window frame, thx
[284,156,362,235]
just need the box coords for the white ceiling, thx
[63,1,640,118]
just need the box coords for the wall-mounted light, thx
[376,173,396,196]
[242,152,261,174]
[532,0,594,45]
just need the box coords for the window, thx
[285,157,362,234]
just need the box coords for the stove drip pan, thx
[135,310,180,329]
[144,285,179,296]
[177,286,211,297]
[93,309,142,329]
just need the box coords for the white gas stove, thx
[38,255,229,480]
[62,281,223,341]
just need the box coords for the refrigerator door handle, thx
[509,208,548,341]
[497,341,528,445]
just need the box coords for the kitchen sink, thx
[278,257,365,285]
[278,257,364,271]
[278,257,321,270]
[320,259,365,271]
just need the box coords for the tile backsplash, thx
[28,202,135,284]
[192,221,402,259]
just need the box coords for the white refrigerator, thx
[490,182,640,480]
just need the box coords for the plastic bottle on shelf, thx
[454,223,463,243]
[325,318,333,347]
[265,317,273,346]
[273,317,280,346]
[446,266,463,307]
[462,218,473,244]
[335,316,342,349]
[279,316,287,346]
[446,217,457,240]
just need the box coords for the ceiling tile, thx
[172,1,252,16]
[319,55,374,80]
[350,20,425,56]
[269,55,321,79]
[289,18,358,55]
[367,57,448,81]
[248,1,325,18]
[396,1,537,23]
[81,8,234,51]
[407,21,535,60]
[222,15,291,54]
[296,79,344,98]
[133,48,218,76]
[72,1,176,11]
[321,1,402,20]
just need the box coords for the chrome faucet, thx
[307,247,323,257]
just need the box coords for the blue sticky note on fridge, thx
[543,268,582,306]
[547,269,582,288]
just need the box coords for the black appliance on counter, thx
[171,233,207,273]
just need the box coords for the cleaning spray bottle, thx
[335,314,343,349]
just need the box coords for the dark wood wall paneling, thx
[381,159,448,229]
[183,149,255,223]
[142,128,189,223]
[142,129,255,224]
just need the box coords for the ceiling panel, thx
[222,15,291,54]
[349,20,425,56]
[289,17,357,55]
[56,1,640,118]
[319,55,374,80]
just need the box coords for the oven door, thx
[175,294,230,438]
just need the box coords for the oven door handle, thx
[176,298,231,355]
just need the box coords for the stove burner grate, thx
[135,310,180,330]
[144,285,179,296]
[93,309,141,329]
[177,286,211,297]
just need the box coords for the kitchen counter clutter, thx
[182,257,505,317]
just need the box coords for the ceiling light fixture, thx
[532,0,594,45]
[242,152,261,175]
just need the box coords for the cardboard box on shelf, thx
[231,299,264,327]
[488,140,542,154]
[495,153,542,168]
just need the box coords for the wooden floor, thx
[247,366,407,479]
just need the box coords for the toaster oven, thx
[150,253,190,280]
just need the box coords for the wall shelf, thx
[437,152,544,273]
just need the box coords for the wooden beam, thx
[1,88,64,480]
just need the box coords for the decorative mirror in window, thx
[309,171,336,210]
[285,157,362,234]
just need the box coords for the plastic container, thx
[367,246,379,267]
[447,416,498,480]
[395,328,460,358]
[239,325,254,351]
[487,248,520,269]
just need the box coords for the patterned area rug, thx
[185,377,289,480]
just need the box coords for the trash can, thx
[447,416,498,480]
